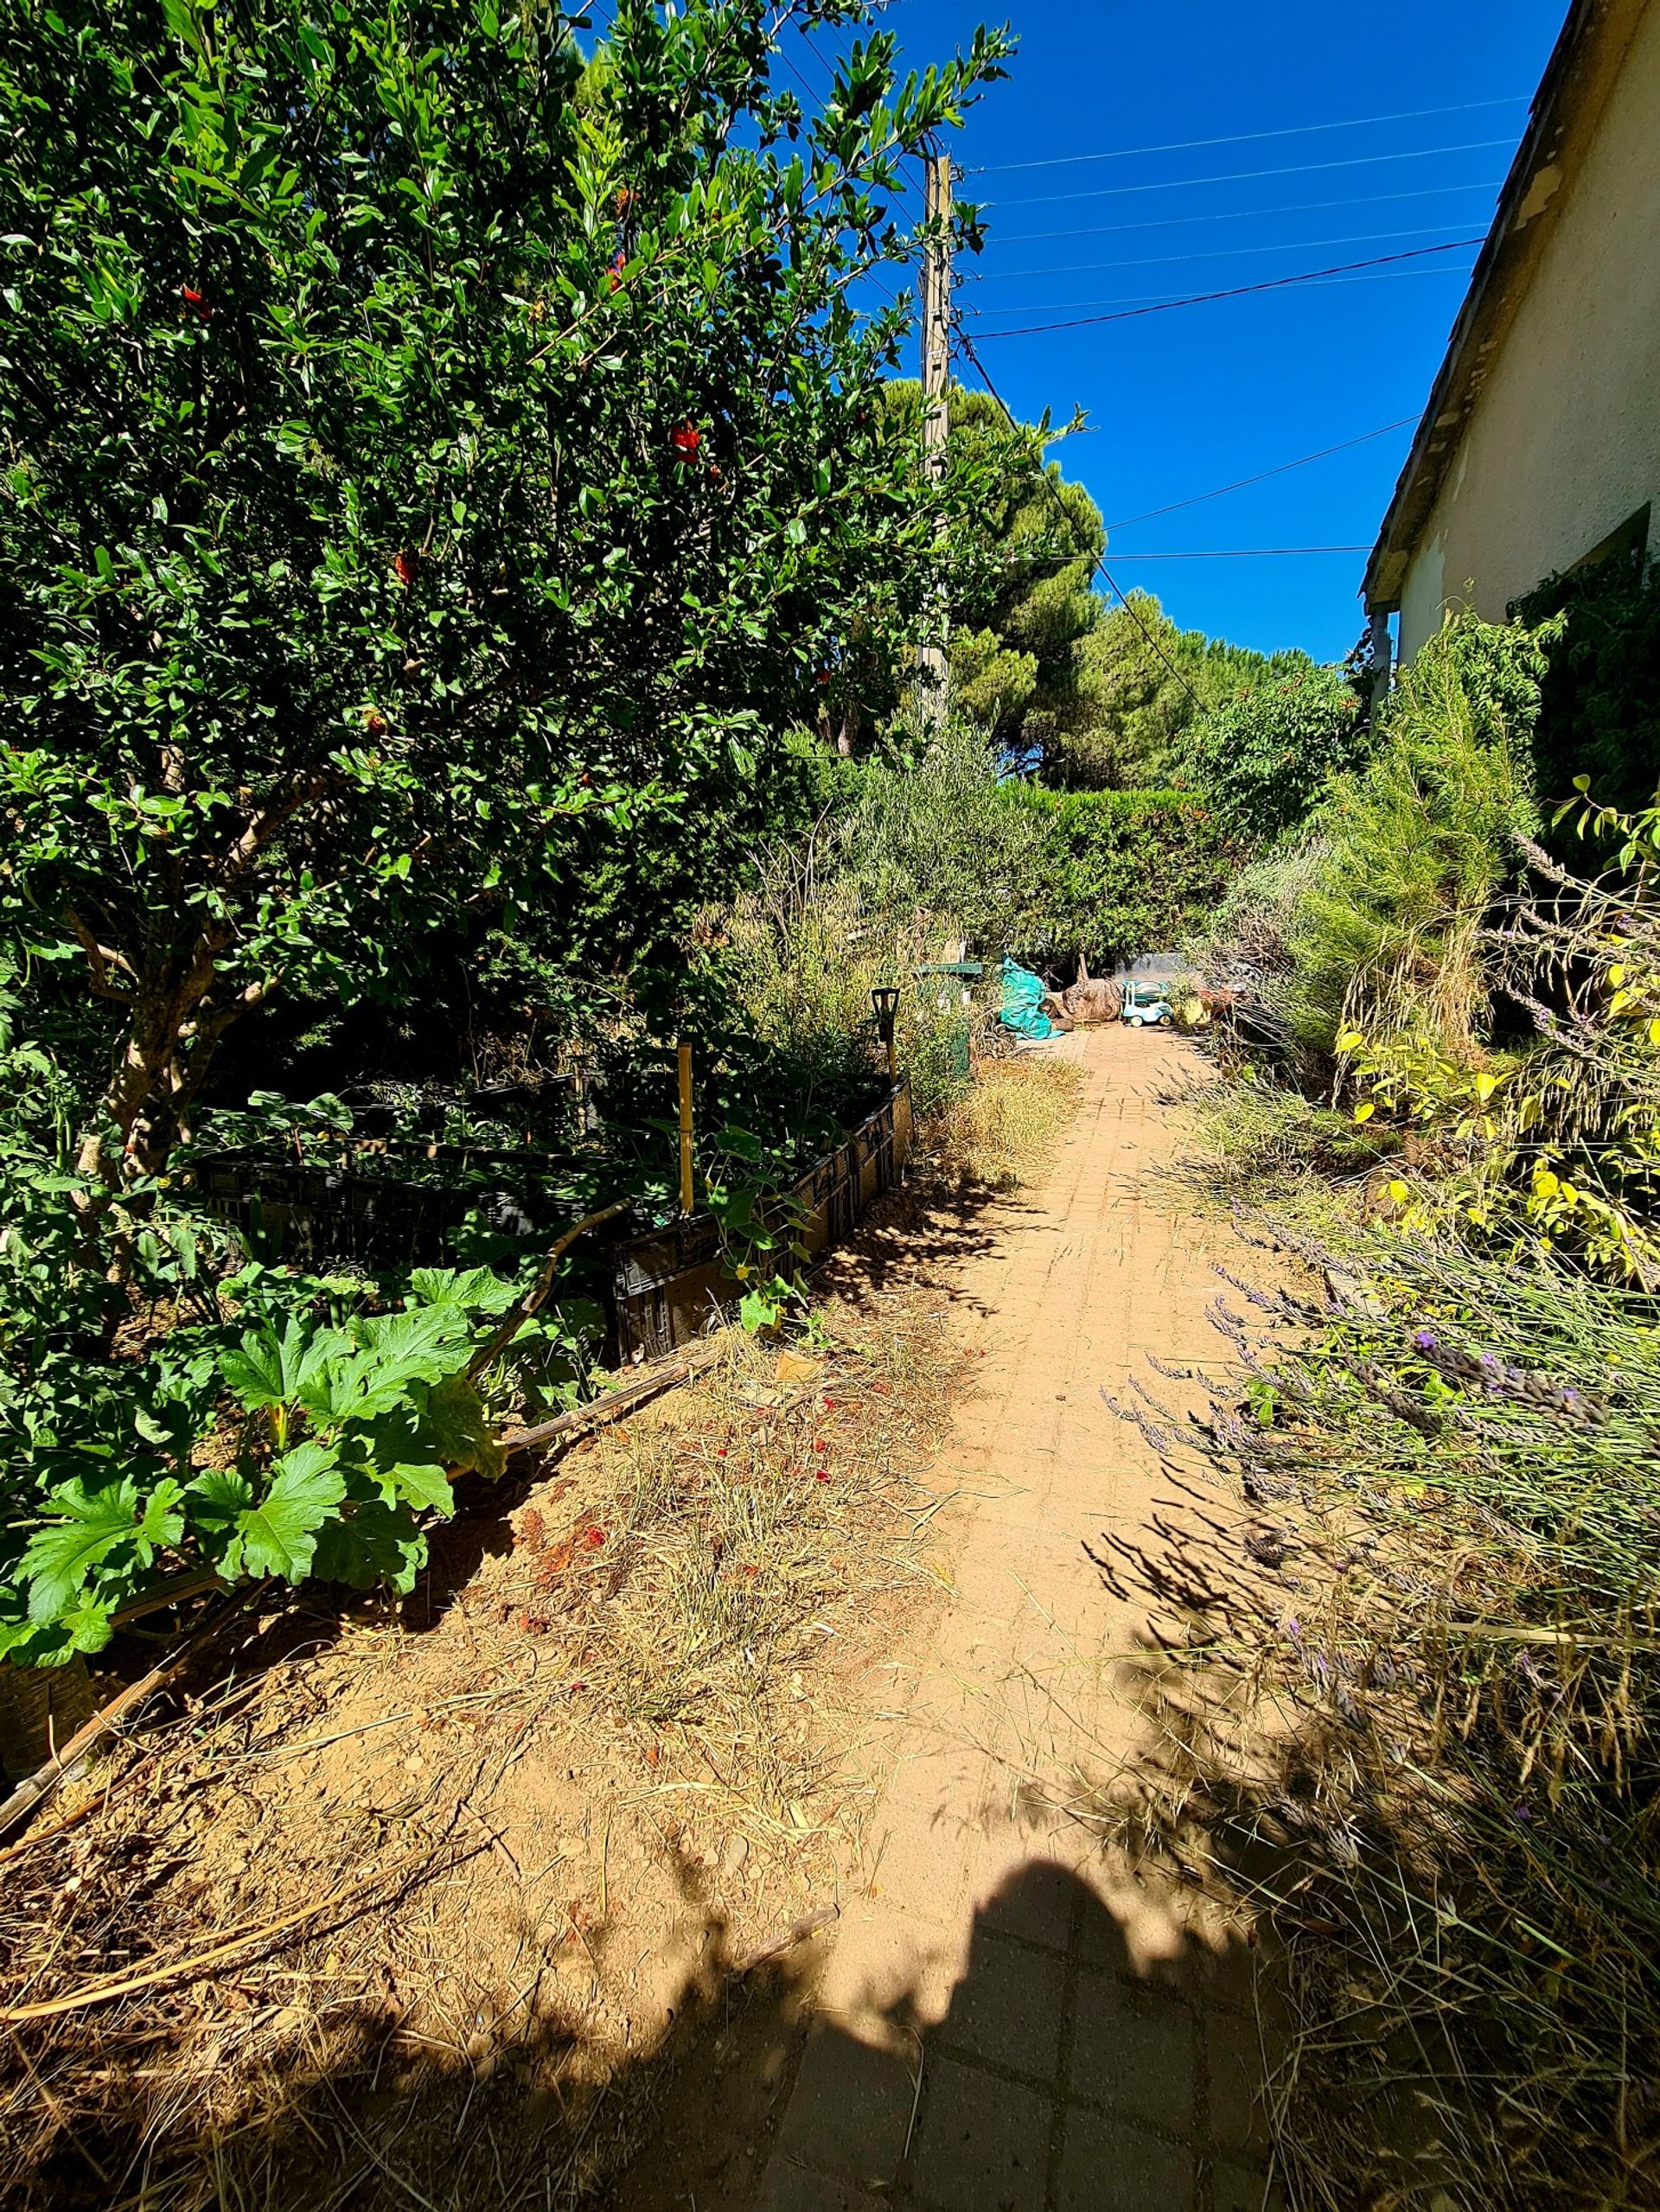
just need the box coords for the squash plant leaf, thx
[311,1499,427,1595]
[418,1374,505,1481]
[233,1444,347,1582]
[409,1266,520,1316]
[21,1474,184,1624]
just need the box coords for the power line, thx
[1106,545,1372,559]
[984,179,1504,264]
[1104,418,1418,530]
[987,136,1516,212]
[966,223,1483,308]
[971,239,1484,339]
[953,325,1206,713]
[771,45,821,104]
[969,94,1529,175]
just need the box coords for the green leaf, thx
[233,1444,348,1582]
[188,1463,256,1557]
[311,1501,427,1595]
[418,1372,504,1481]
[385,1458,455,1514]
[408,1265,519,1315]
[22,1476,142,1623]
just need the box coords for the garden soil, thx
[0,1031,1286,2212]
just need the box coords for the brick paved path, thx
[753,1027,1283,2212]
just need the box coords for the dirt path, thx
[738,1023,1282,2212]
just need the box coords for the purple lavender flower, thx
[1413,1329,1439,1355]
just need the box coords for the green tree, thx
[0,0,1011,1204]
[1172,655,1365,845]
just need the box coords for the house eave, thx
[1364,0,1651,614]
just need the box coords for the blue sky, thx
[784,0,1570,663]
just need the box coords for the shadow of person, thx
[622,1858,1282,2212]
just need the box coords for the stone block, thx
[1055,2109,1196,2212]
[775,2025,917,2192]
[910,2053,1053,2212]
[1067,1968,1197,2139]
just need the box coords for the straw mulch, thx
[0,1167,1027,2211]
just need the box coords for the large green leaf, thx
[310,1500,427,1596]
[232,1444,347,1583]
[409,1266,520,1316]
[21,1475,183,1624]
[220,1317,354,1417]
[416,1373,505,1482]
[187,1463,257,1564]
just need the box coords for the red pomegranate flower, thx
[392,549,418,586]
[608,250,627,293]
[670,422,701,461]
[181,284,208,320]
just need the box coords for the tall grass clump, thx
[1148,606,1660,2205]
[718,837,992,1125]
[1282,610,1550,1059]
[1127,1235,1660,2209]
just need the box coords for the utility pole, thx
[917,140,953,732]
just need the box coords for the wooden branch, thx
[63,908,137,1003]
[0,1871,376,2022]
[209,769,331,891]
[732,1903,839,1973]
[465,1202,633,1382]
[497,1338,723,1456]
[0,1592,252,1839]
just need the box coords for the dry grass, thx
[0,1049,1088,2212]
[1067,1220,1660,2212]
[0,1256,977,2212]
[929,1049,1084,1194]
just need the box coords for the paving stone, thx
[909,2053,1053,2212]
[976,1856,1082,1956]
[934,1926,1069,2085]
[775,2026,917,2191]
[752,2160,886,2212]
[1055,2108,1197,2212]
[1067,1967,1197,2138]
[1212,2158,1288,2212]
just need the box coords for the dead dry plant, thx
[928,1051,1084,1193]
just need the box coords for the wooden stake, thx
[677,1038,695,1217]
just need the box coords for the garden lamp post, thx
[871,985,901,1081]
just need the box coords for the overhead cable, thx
[984,179,1504,263]
[986,137,1516,212]
[1106,546,1372,559]
[971,239,1485,338]
[967,223,1484,307]
[969,94,1528,175]
[1103,418,1418,530]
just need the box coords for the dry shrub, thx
[929,1050,1084,1193]
[1090,1231,1660,2212]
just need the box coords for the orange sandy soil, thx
[0,1155,1054,2212]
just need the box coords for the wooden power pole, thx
[917,142,953,728]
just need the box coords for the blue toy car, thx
[1122,979,1173,1028]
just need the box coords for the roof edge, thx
[1364,0,1650,612]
